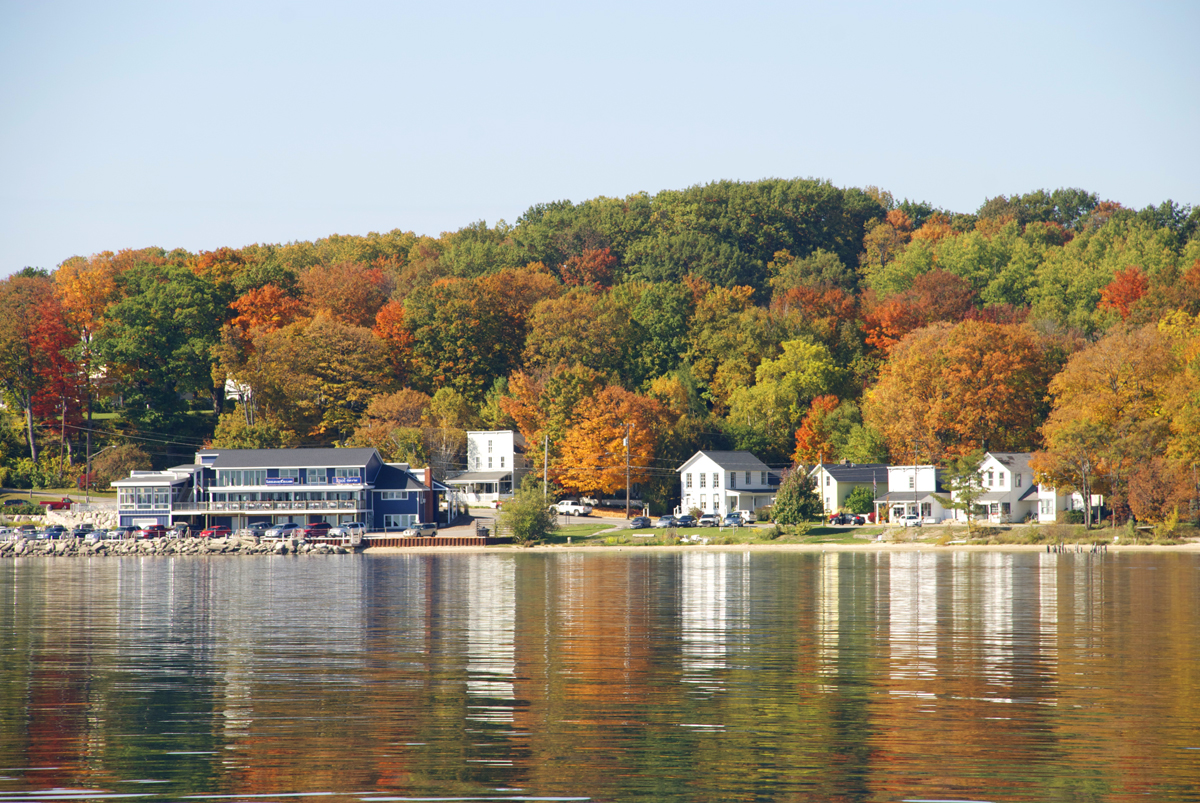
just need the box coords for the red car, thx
[199,525,232,538]
[298,521,331,538]
[39,497,73,511]
[136,524,168,538]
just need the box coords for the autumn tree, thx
[793,395,840,465]
[861,270,977,353]
[229,284,306,334]
[1098,265,1149,321]
[556,386,669,499]
[863,321,1056,464]
[300,262,391,327]
[0,273,60,460]
[560,247,618,289]
[1030,323,1173,521]
[771,468,822,524]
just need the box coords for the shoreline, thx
[365,540,1200,555]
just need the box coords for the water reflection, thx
[2,550,1199,802]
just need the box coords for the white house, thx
[444,430,529,505]
[874,464,951,523]
[809,462,889,515]
[677,451,778,517]
[1036,485,1105,524]
[952,452,1039,524]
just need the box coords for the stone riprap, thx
[0,535,351,557]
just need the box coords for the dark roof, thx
[445,470,512,484]
[375,463,436,491]
[987,452,1031,467]
[208,448,378,469]
[1018,484,1039,501]
[812,463,890,483]
[682,450,771,472]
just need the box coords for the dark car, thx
[71,524,95,538]
[40,525,68,539]
[628,516,651,529]
[298,521,331,538]
[674,514,697,528]
[3,499,26,507]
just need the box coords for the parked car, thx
[399,522,437,537]
[39,525,68,539]
[70,524,95,538]
[829,513,855,525]
[298,521,331,539]
[900,515,923,527]
[38,497,73,511]
[722,513,743,527]
[136,524,168,538]
[107,525,137,539]
[628,516,651,529]
[697,513,720,527]
[3,499,26,507]
[852,514,867,525]
[329,522,366,538]
[653,515,679,528]
[240,522,272,537]
[168,523,190,538]
[199,525,232,538]
[265,522,301,539]
[674,514,697,528]
[17,524,38,535]
[551,500,593,516]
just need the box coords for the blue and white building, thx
[112,447,446,532]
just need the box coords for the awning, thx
[444,471,512,485]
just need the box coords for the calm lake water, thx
[1,549,1198,803]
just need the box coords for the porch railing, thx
[172,500,362,513]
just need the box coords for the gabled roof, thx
[984,452,1033,467]
[678,450,771,473]
[208,448,379,469]
[445,470,511,484]
[811,463,890,483]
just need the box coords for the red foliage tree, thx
[862,270,976,353]
[793,394,840,465]
[560,248,618,289]
[1099,266,1148,321]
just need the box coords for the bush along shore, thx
[0,535,352,557]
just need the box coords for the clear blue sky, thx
[2,0,1197,276]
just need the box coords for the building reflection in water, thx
[680,551,731,693]
[464,555,516,724]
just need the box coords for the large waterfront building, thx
[112,447,446,532]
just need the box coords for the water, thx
[1,549,1198,803]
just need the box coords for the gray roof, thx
[445,470,512,484]
[987,452,1032,467]
[112,472,189,486]
[375,463,445,492]
[812,463,890,483]
[208,448,378,469]
[681,450,771,472]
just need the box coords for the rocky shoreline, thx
[0,535,353,557]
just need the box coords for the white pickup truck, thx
[551,500,593,516]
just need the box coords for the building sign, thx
[266,477,296,485]
[333,476,361,484]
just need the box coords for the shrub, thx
[755,505,773,522]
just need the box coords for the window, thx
[999,472,1006,487]
[488,456,493,468]
[745,471,751,485]
[1001,502,1011,515]
[154,488,169,508]
[488,439,493,453]
[729,473,736,489]
[384,514,416,529]
[475,457,480,469]
[762,471,767,486]
[500,456,505,468]
[826,475,831,487]
[986,470,994,487]
[1015,473,1022,488]
[380,491,410,501]
[307,468,325,484]
[686,473,692,488]
[334,468,361,483]
[700,495,707,510]
[921,502,931,517]
[713,473,720,489]
[908,475,914,489]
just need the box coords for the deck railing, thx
[172,500,362,513]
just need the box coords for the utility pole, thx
[543,432,549,503]
[624,423,632,519]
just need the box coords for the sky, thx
[1,0,1197,276]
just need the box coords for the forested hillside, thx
[2,178,1198,520]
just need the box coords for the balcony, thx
[171,500,362,513]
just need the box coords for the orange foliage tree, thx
[555,386,668,498]
[300,262,391,327]
[229,284,306,334]
[862,320,1055,464]
[560,247,618,289]
[862,270,976,353]
[792,395,840,464]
